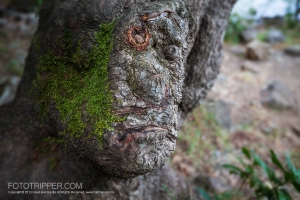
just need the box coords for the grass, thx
[284,26,300,45]
[256,25,300,46]
[256,30,268,42]
[176,104,231,169]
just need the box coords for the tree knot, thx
[126,26,151,51]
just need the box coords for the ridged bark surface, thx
[0,0,236,199]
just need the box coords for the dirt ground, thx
[218,45,300,130]
[172,44,300,199]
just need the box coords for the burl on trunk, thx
[0,0,236,199]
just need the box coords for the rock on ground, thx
[260,80,297,110]
[246,40,270,60]
[241,61,259,74]
[203,100,232,130]
[241,27,257,43]
[227,45,246,55]
[284,45,300,57]
[0,76,21,106]
[266,29,285,44]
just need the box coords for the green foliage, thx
[224,13,248,44]
[257,31,268,43]
[248,8,257,17]
[176,104,231,170]
[284,0,299,29]
[198,187,212,200]
[198,148,300,200]
[162,184,176,200]
[34,20,124,145]
[198,187,236,200]
[187,131,201,155]
[224,148,300,199]
[285,13,298,29]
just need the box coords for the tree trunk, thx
[296,0,300,21]
[0,0,236,199]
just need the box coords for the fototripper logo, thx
[8,182,82,190]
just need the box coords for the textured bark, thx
[0,0,236,199]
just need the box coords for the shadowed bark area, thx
[0,0,236,199]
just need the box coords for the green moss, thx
[35,20,123,144]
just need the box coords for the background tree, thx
[296,0,300,20]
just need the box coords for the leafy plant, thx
[198,148,300,200]
[198,188,236,200]
[223,148,300,200]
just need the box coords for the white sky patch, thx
[232,0,296,19]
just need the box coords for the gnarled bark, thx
[0,0,236,199]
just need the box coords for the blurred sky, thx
[232,0,296,19]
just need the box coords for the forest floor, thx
[1,9,300,200]
[171,43,300,199]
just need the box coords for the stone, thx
[203,100,232,130]
[260,121,277,135]
[216,73,227,84]
[241,61,259,74]
[266,29,285,44]
[14,49,27,66]
[284,45,300,56]
[25,13,39,27]
[227,45,246,55]
[246,40,270,60]
[207,176,232,193]
[241,26,257,42]
[20,23,35,37]
[291,125,300,137]
[0,76,21,106]
[260,80,297,110]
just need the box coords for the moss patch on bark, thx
[34,20,122,142]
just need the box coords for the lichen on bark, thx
[33,20,124,143]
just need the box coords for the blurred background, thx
[0,0,299,199]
